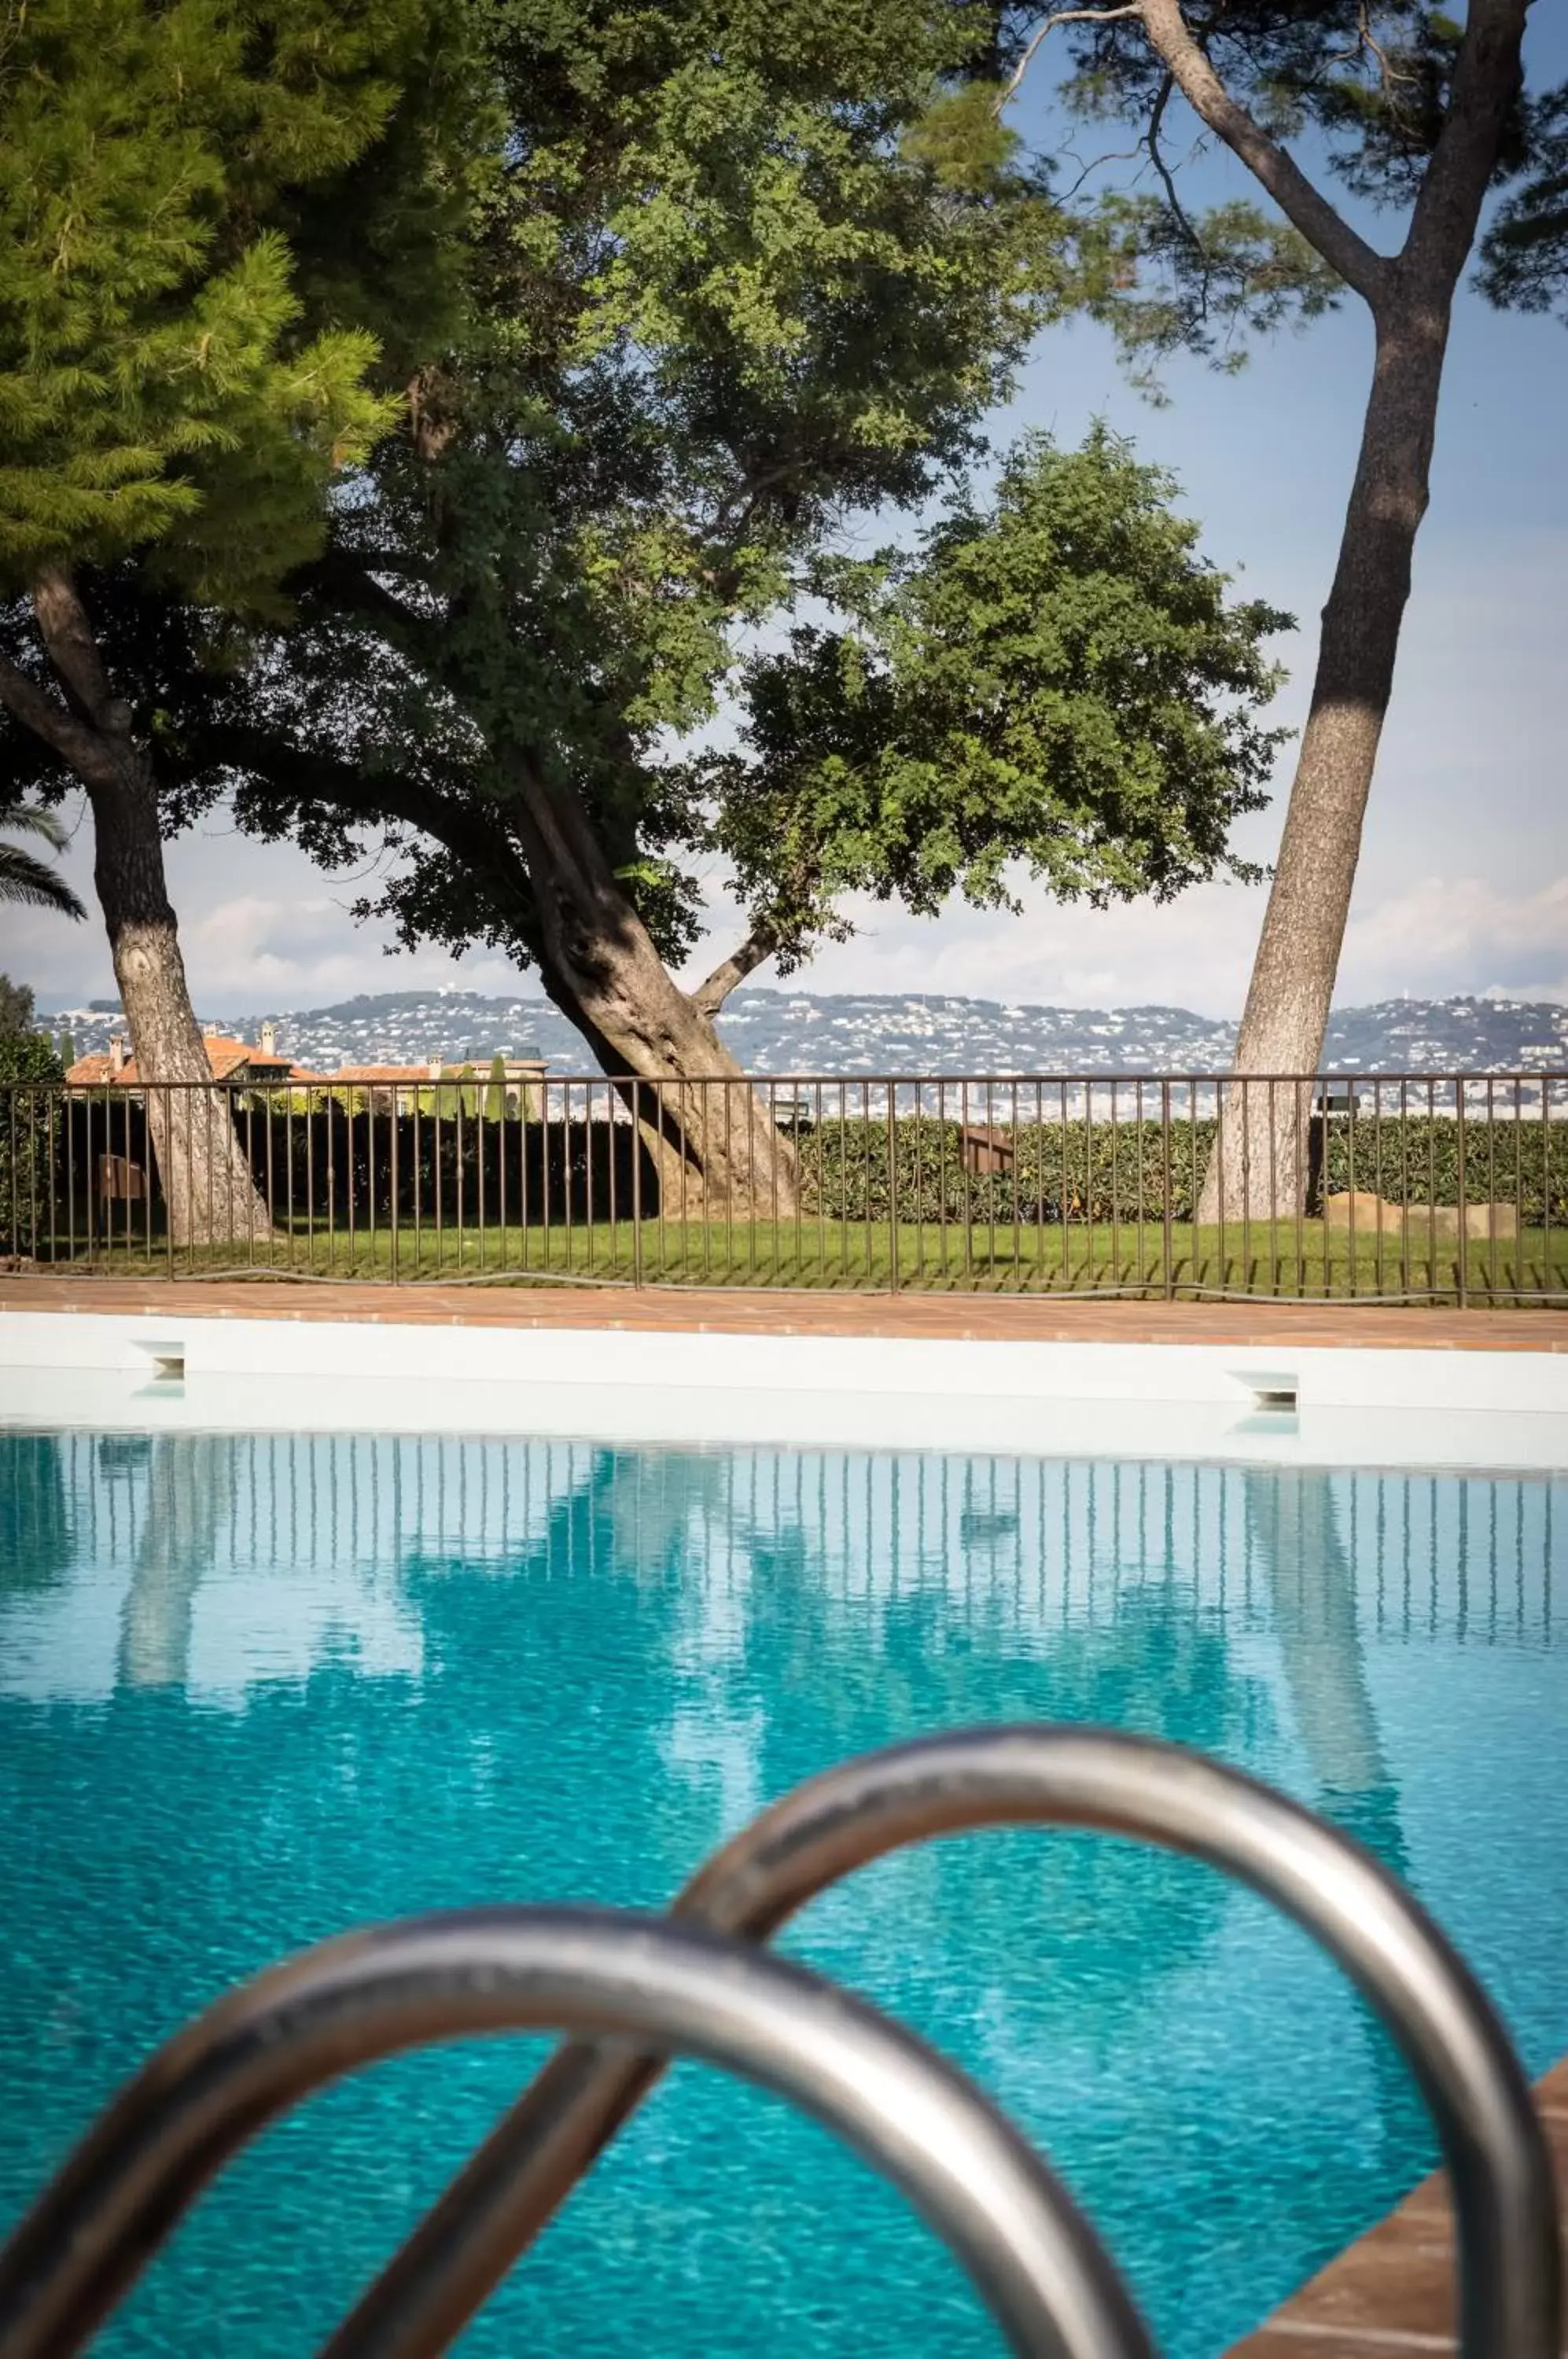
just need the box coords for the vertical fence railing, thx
[0,1073,1563,1302]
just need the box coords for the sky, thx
[8,8,1567,1023]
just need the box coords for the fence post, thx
[886,1083,900,1293]
[631,1082,644,1289]
[1161,1080,1174,1301]
[1456,1080,1468,1311]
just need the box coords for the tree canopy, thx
[994,1,1544,374]
[30,8,1282,1000]
[707,429,1289,970]
[0,0,474,613]
[0,0,1299,1209]
[1480,78,1568,321]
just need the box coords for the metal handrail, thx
[329,1728,1560,2359]
[0,1905,1151,2359]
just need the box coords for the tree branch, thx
[690,917,782,1016]
[190,720,546,954]
[31,566,120,726]
[287,549,449,672]
[999,7,1143,111]
[1401,0,1529,290]
[0,643,118,786]
[1133,0,1392,308]
[1146,70,1202,256]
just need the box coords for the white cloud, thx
[1339,874,1568,1004]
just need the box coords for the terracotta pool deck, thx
[1,1273,1565,1349]
[1230,2056,1568,2357]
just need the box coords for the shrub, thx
[0,1031,64,1254]
[800,1113,1566,1226]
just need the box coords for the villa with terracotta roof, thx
[64,1022,308,1089]
[64,1032,547,1116]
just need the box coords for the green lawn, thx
[39,1215,1568,1302]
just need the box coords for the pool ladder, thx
[0,1727,1558,2359]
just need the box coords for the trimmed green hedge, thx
[0,1036,65,1255]
[799,1114,1567,1225]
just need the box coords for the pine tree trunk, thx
[13,568,271,1253]
[86,749,274,1251]
[1187,0,1529,1227]
[1200,306,1448,1224]
[512,767,800,1217]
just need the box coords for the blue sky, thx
[12,6,1567,1021]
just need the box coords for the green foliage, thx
[484,1053,507,1122]
[712,429,1289,956]
[802,1114,1567,1226]
[0,801,86,918]
[58,1030,75,1068]
[0,1026,64,1255]
[33,0,1095,979]
[0,1029,63,1085]
[0,973,37,1038]
[0,0,477,605]
[0,0,1290,1054]
[1082,198,1342,391]
[1479,83,1568,325]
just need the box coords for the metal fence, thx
[2,1072,1565,1302]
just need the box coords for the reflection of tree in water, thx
[735,1529,1260,2048]
[392,1448,1420,2084]
[118,1433,243,1688]
[399,1446,1261,2015]
[399,1448,731,1904]
[0,1433,75,1592]
[1246,1470,1408,1875]
[1245,1467,1423,2169]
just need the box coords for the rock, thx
[1323,1193,1518,1239]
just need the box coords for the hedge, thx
[797,1114,1567,1226]
[0,1037,65,1255]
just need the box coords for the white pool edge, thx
[1,1308,1564,1472]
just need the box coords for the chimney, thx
[202,1021,219,1040]
[259,1021,277,1058]
[109,1033,127,1076]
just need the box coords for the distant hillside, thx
[48,986,1568,1073]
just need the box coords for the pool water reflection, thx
[0,1431,1563,2357]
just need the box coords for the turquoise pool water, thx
[1,1429,1564,2357]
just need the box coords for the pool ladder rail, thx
[0,1727,1558,2359]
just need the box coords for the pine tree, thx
[0,0,479,1243]
[484,1054,507,1123]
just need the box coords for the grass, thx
[30,1214,1568,1302]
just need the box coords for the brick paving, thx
[1,1275,1564,1350]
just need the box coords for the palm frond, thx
[0,843,87,919]
[0,800,71,852]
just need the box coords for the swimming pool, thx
[2,1429,1564,2356]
